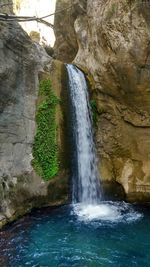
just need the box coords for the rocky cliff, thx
[54,0,150,202]
[1,0,150,229]
[0,3,68,228]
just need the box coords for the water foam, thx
[72,202,143,223]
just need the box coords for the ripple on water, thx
[0,203,149,267]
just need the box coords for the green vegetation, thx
[90,99,98,126]
[32,79,60,181]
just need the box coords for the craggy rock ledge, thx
[54,0,150,202]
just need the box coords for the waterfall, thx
[66,64,142,222]
[66,64,101,204]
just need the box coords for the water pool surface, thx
[0,202,149,267]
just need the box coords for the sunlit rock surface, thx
[54,0,150,201]
[13,0,56,46]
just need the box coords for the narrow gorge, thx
[0,0,150,229]
[0,1,150,266]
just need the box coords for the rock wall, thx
[54,0,86,62]
[0,11,68,227]
[54,0,150,202]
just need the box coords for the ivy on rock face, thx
[32,79,60,180]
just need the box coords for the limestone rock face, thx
[54,0,150,201]
[54,0,86,62]
[0,18,68,228]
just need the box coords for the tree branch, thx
[0,4,74,28]
[0,13,53,28]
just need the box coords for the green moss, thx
[32,79,60,180]
[90,99,98,126]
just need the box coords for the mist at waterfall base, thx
[0,65,149,267]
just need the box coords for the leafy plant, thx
[32,79,60,180]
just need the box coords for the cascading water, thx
[66,64,142,222]
[66,64,101,204]
[0,65,144,267]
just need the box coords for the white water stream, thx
[66,64,142,223]
[66,64,101,204]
